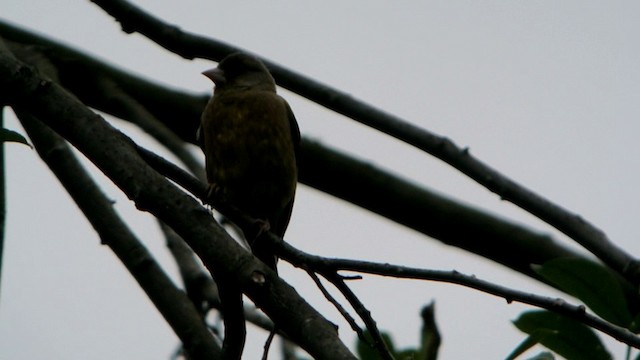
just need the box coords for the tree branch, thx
[88,0,640,285]
[16,112,221,359]
[307,271,366,341]
[0,19,206,142]
[0,50,356,360]
[322,273,394,360]
[1,38,220,357]
[275,238,640,350]
[91,75,205,179]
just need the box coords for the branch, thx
[162,217,246,359]
[299,140,581,280]
[0,19,207,142]
[162,223,279,337]
[275,239,640,350]
[91,75,205,179]
[322,273,394,360]
[162,221,220,313]
[0,38,221,357]
[0,50,356,360]
[88,0,640,285]
[16,113,221,359]
[307,271,365,340]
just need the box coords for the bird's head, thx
[203,53,276,93]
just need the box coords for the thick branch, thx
[0,19,206,142]
[16,112,221,359]
[0,51,356,360]
[87,0,639,285]
[299,141,580,280]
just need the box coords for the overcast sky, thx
[2,1,640,359]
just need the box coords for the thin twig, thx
[322,273,394,360]
[274,239,640,350]
[261,329,276,360]
[307,271,365,340]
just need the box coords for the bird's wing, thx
[284,100,301,157]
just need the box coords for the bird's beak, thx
[202,68,226,85]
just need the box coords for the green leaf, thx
[534,258,632,327]
[506,332,547,360]
[513,310,611,360]
[0,128,31,148]
[356,330,395,360]
[417,301,440,360]
[395,349,419,359]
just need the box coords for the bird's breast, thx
[201,92,297,215]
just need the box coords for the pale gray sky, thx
[1,1,639,359]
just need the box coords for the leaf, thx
[356,330,396,360]
[513,310,611,360]
[417,301,440,360]
[395,349,419,359]
[506,332,548,360]
[534,257,632,327]
[0,128,31,148]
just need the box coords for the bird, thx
[198,52,300,271]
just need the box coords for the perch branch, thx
[17,111,221,359]
[0,50,356,360]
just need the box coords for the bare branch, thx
[3,40,221,358]
[275,239,640,349]
[307,271,365,341]
[162,221,220,313]
[92,75,205,180]
[17,111,221,359]
[323,273,394,360]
